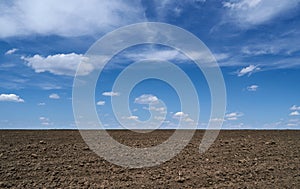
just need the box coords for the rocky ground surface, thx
[0,130,299,188]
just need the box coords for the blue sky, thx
[0,0,300,129]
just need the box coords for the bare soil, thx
[0,130,299,188]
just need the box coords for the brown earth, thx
[0,130,299,188]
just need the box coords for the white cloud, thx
[39,84,62,90]
[173,111,189,119]
[49,93,60,99]
[96,101,105,106]
[184,117,194,123]
[0,0,145,38]
[247,85,259,91]
[225,112,243,121]
[5,48,18,55]
[238,65,260,76]
[23,53,93,76]
[287,123,298,127]
[0,93,24,102]
[154,116,165,121]
[134,94,159,104]
[149,106,166,113]
[287,118,300,127]
[290,111,300,116]
[37,102,46,106]
[223,0,300,28]
[126,49,188,62]
[172,111,194,123]
[213,53,230,62]
[210,118,225,122]
[124,47,229,66]
[39,117,48,121]
[123,115,139,121]
[102,91,120,97]
[242,46,276,56]
[290,105,300,111]
[39,116,51,126]
[289,118,299,122]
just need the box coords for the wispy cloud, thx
[237,65,260,77]
[0,0,145,38]
[5,48,18,55]
[223,0,300,28]
[242,46,276,56]
[120,45,230,67]
[247,85,259,91]
[287,118,300,127]
[102,91,120,97]
[225,112,244,121]
[290,105,300,111]
[122,115,139,121]
[39,116,52,126]
[0,94,24,103]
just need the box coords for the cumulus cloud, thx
[290,111,300,116]
[0,0,145,38]
[0,93,24,102]
[225,112,243,121]
[173,111,189,118]
[37,102,46,106]
[49,93,60,99]
[238,65,260,76]
[102,91,120,97]
[23,53,93,76]
[247,85,259,91]
[5,48,18,55]
[134,94,159,104]
[223,0,300,28]
[172,111,195,123]
[96,101,105,106]
[290,105,300,111]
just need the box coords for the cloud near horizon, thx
[225,112,244,121]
